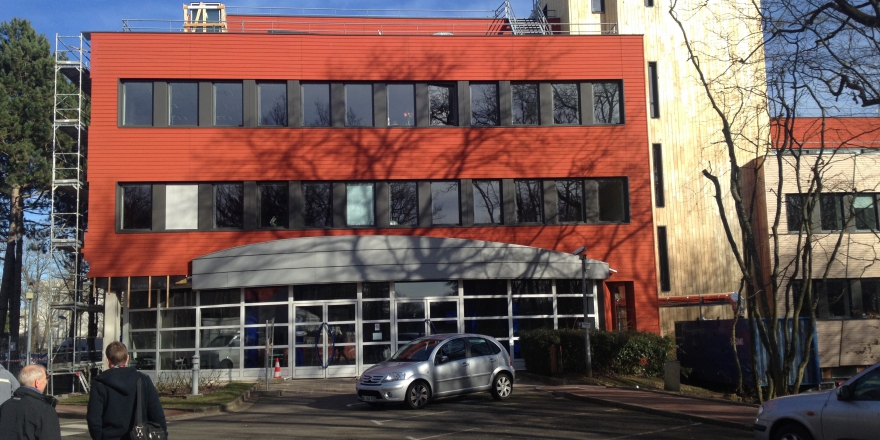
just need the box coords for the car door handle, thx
[461,362,469,366]
[490,358,496,362]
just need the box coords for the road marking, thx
[406,427,479,440]
[605,422,702,439]
[371,410,450,426]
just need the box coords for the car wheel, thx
[773,422,814,440]
[405,381,430,410]
[490,373,513,400]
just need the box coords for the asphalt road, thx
[60,381,752,439]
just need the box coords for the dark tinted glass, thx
[345,84,373,127]
[469,337,500,356]
[511,280,552,295]
[431,181,460,225]
[294,283,357,301]
[464,298,508,317]
[302,83,330,126]
[824,280,848,318]
[470,83,499,126]
[200,306,240,326]
[169,82,198,126]
[552,83,579,124]
[389,182,418,226]
[558,297,586,314]
[820,194,843,230]
[513,297,554,315]
[362,282,391,299]
[123,81,153,126]
[259,183,289,228]
[303,183,332,227]
[214,183,243,228]
[244,305,289,325]
[259,82,287,126]
[862,279,880,317]
[786,194,806,232]
[556,279,583,295]
[593,82,621,124]
[512,83,539,125]
[556,180,584,222]
[200,289,240,306]
[362,301,390,320]
[473,180,502,224]
[122,184,152,230]
[214,82,243,126]
[598,179,627,222]
[464,319,509,339]
[429,84,455,126]
[387,84,415,127]
[463,279,507,296]
[245,286,288,303]
[515,180,543,223]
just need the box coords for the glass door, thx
[292,302,357,378]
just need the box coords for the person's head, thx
[106,341,130,367]
[19,365,48,392]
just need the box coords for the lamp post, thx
[25,285,34,366]
[572,246,593,378]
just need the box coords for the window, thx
[515,180,543,223]
[652,144,665,207]
[214,82,243,126]
[345,84,373,127]
[258,82,287,126]
[556,180,584,222]
[214,183,243,228]
[346,183,375,226]
[862,279,880,318]
[122,81,153,126]
[552,83,579,124]
[168,82,198,126]
[387,84,415,127]
[657,226,671,291]
[648,62,659,118]
[259,183,288,228]
[598,179,628,222]
[303,182,332,227]
[437,338,466,362]
[511,83,539,125]
[431,181,460,225]
[820,194,844,230]
[121,184,152,230]
[470,83,499,126]
[592,0,605,13]
[302,83,330,127]
[823,279,849,318]
[473,180,502,224]
[786,194,807,232]
[854,195,878,231]
[646,0,654,6]
[389,182,418,226]
[805,278,880,319]
[165,185,198,230]
[593,82,621,124]
[429,83,456,126]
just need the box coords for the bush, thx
[521,328,674,377]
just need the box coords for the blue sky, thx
[4,0,537,41]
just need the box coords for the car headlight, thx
[383,372,406,382]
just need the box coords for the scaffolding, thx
[48,34,102,395]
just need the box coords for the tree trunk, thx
[0,186,24,373]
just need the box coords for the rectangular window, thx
[259,183,288,228]
[345,84,373,127]
[214,183,243,228]
[592,0,605,13]
[593,82,622,124]
[346,182,375,226]
[431,181,460,225]
[470,83,499,126]
[122,81,153,126]
[652,144,665,207]
[214,82,243,126]
[854,195,878,231]
[121,184,152,230]
[303,182,332,227]
[387,84,415,127]
[511,83,539,125]
[657,226,671,292]
[646,0,654,6]
[473,180,502,224]
[389,181,418,226]
[168,82,198,126]
[786,194,806,232]
[258,82,287,126]
[302,83,331,127]
[862,279,880,318]
[515,180,543,223]
[429,83,456,126]
[552,83,579,124]
[556,180,584,222]
[648,62,660,118]
[598,179,628,223]
[165,185,198,230]
[820,194,844,230]
[824,279,849,318]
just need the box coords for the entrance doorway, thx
[292,302,358,378]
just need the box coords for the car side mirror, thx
[837,384,853,401]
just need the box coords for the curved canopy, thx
[192,235,609,290]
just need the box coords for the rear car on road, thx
[356,333,514,409]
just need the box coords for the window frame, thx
[854,194,879,231]
[213,82,244,127]
[257,182,289,228]
[469,82,500,127]
[820,193,845,231]
[213,182,244,229]
[122,81,154,127]
[551,83,580,125]
[301,83,331,127]
[428,83,457,126]
[648,62,660,119]
[511,82,540,126]
[168,81,198,126]
[514,179,544,224]
[257,81,288,127]
[120,184,153,231]
[386,83,416,127]
[346,182,376,227]
[389,181,418,226]
[344,83,374,127]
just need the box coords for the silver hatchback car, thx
[356,333,515,409]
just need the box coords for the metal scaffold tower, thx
[49,34,102,395]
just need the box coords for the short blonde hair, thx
[18,365,46,387]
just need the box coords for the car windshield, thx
[390,339,443,361]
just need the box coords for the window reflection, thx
[123,81,153,126]
[122,184,152,230]
[214,183,244,228]
[258,82,287,126]
[214,82,243,126]
[303,182,332,228]
[470,83,499,126]
[473,180,502,224]
[511,83,539,125]
[515,180,543,223]
[552,83,579,124]
[429,84,455,126]
[593,82,621,124]
[302,83,330,127]
[556,180,584,222]
[389,181,418,226]
[345,84,373,127]
[387,84,415,127]
[431,181,460,225]
[259,183,289,228]
[598,179,628,222]
[168,82,198,126]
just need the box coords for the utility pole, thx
[572,246,593,378]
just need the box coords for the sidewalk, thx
[56,404,196,421]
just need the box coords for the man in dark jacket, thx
[87,342,166,440]
[0,364,61,440]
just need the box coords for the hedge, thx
[520,328,675,377]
